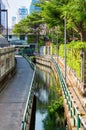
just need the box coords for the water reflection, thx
[37,88,49,103]
[35,110,47,130]
[35,64,66,130]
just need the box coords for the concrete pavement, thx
[0,55,34,130]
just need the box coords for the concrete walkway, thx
[0,55,34,130]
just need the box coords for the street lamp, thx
[64,17,66,82]
[55,26,59,61]
[1,9,8,41]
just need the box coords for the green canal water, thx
[34,65,66,130]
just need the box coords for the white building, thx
[12,16,16,27]
[17,6,28,22]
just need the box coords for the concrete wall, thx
[36,56,85,95]
[0,47,15,80]
[36,56,86,130]
[53,56,85,96]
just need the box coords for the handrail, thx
[23,54,36,70]
[51,57,86,130]
[20,56,36,130]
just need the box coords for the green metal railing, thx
[51,57,86,130]
[20,56,36,130]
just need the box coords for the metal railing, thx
[51,57,86,130]
[20,57,36,130]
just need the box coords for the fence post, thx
[77,114,80,130]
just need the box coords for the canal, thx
[34,64,66,130]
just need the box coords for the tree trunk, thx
[80,31,86,42]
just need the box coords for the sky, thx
[3,0,32,27]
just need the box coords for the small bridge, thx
[12,44,37,56]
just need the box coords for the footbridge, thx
[36,55,86,130]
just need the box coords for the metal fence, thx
[20,56,36,130]
[51,57,86,130]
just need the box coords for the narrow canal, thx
[34,64,66,130]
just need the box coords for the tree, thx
[13,0,86,42]
[13,12,46,47]
[13,12,44,35]
[40,0,66,43]
[40,0,62,28]
[62,0,86,41]
[13,19,29,34]
[40,0,86,42]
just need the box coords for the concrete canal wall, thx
[0,47,15,90]
[36,55,85,96]
[36,56,86,130]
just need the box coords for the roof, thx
[0,35,9,47]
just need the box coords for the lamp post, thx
[64,17,66,82]
[55,26,59,61]
[1,9,8,41]
[0,0,1,32]
[56,26,59,57]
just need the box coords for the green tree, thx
[13,19,29,34]
[13,12,44,35]
[40,0,86,42]
[40,0,62,28]
[13,0,86,42]
[62,0,86,41]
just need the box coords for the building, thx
[17,6,28,22]
[0,0,7,32]
[12,16,16,28]
[1,2,6,28]
[29,0,40,14]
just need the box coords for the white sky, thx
[3,0,32,27]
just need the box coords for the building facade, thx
[12,16,16,28]
[17,6,28,22]
[29,0,40,14]
[0,0,7,31]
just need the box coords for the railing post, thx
[73,108,76,127]
[77,114,80,130]
[70,101,73,117]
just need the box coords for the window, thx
[9,35,12,39]
[20,35,25,40]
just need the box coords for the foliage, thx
[27,35,37,43]
[67,41,86,49]
[43,113,65,130]
[58,41,85,78]
[13,19,29,34]
[13,12,44,35]
[40,0,86,41]
[61,0,86,41]
[50,41,84,78]
[40,0,62,28]
[35,67,65,129]
[13,0,86,42]
[48,97,64,118]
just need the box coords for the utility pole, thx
[1,9,8,41]
[64,17,66,82]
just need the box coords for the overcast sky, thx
[3,0,32,27]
